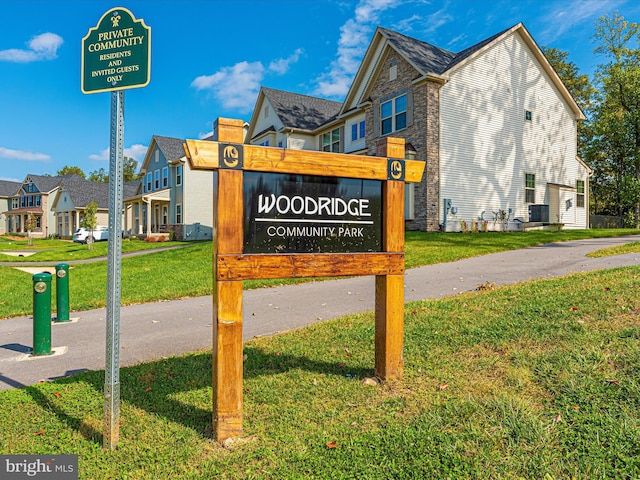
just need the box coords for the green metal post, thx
[32,272,52,356]
[55,263,70,322]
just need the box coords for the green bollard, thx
[55,263,70,322]
[33,272,52,356]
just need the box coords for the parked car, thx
[73,226,109,244]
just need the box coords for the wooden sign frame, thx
[184,118,425,441]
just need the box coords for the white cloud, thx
[0,32,63,63]
[89,144,148,162]
[191,48,304,113]
[313,0,400,98]
[0,147,50,162]
[539,0,624,42]
[192,61,265,113]
[268,48,304,74]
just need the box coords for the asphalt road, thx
[1,235,639,391]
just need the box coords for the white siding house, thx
[246,23,589,232]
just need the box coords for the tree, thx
[57,166,86,178]
[88,168,108,183]
[123,156,141,182]
[590,11,640,225]
[88,157,140,183]
[81,201,99,249]
[24,213,36,246]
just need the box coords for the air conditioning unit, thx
[528,204,549,223]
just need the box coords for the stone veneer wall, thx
[364,48,441,232]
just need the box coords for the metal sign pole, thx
[104,90,124,450]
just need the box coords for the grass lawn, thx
[1,229,638,320]
[0,265,638,478]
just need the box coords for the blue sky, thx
[1,0,637,183]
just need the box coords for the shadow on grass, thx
[25,346,373,442]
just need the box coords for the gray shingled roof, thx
[262,87,342,131]
[378,27,456,75]
[58,177,141,209]
[154,135,186,161]
[23,174,77,193]
[0,180,20,197]
[379,24,517,76]
[59,176,110,208]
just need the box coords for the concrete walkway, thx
[1,235,639,391]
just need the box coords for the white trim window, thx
[154,170,160,189]
[162,167,169,188]
[525,173,535,203]
[176,165,183,186]
[146,173,152,192]
[576,180,585,208]
[176,204,182,224]
[322,128,340,152]
[381,94,407,135]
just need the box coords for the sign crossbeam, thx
[183,139,424,182]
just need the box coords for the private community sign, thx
[81,7,150,94]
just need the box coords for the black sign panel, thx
[244,172,383,253]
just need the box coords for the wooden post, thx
[212,118,245,441]
[375,137,406,381]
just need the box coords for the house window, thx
[11,198,18,208]
[576,180,585,208]
[154,170,160,189]
[176,165,183,186]
[155,150,160,163]
[525,110,532,121]
[146,173,152,192]
[525,173,535,203]
[381,94,407,135]
[351,121,366,141]
[259,140,270,147]
[163,206,168,224]
[162,167,169,188]
[176,204,182,224]
[322,128,340,152]
[36,195,41,206]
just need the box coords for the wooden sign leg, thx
[375,137,406,381]
[212,119,245,441]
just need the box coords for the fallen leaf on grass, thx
[571,405,580,410]
[325,441,340,449]
[338,362,346,368]
[54,392,61,398]
[439,383,449,391]
[570,306,579,311]
[33,430,45,436]
[606,379,620,387]
[554,413,562,423]
[144,387,152,392]
[344,348,352,358]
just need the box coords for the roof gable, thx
[342,24,584,120]
[140,135,185,173]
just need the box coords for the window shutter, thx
[406,90,414,127]
[373,102,380,137]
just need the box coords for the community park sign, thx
[81,7,150,94]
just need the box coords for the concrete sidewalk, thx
[1,235,639,390]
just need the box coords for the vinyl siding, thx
[182,166,213,228]
[439,32,583,230]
